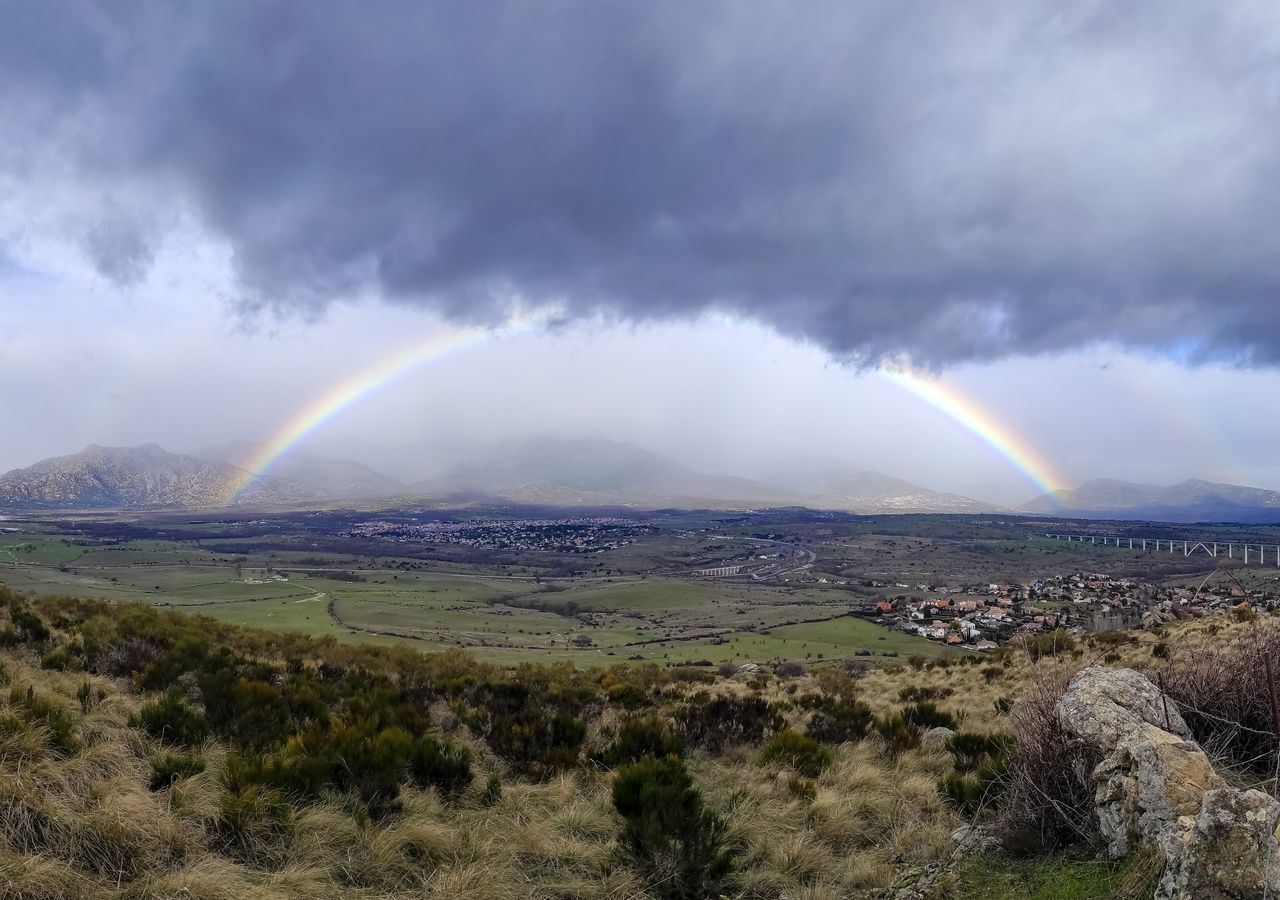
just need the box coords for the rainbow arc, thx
[225,318,1068,506]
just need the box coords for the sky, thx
[4,1,1280,506]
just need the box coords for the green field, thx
[0,519,947,666]
[11,507,1233,666]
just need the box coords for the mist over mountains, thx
[3,439,1280,523]
[1022,478,1280,523]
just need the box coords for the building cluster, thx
[345,517,651,553]
[870,571,1277,650]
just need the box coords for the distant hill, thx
[407,437,803,509]
[194,442,401,500]
[1023,477,1280,522]
[802,468,1000,515]
[0,444,312,509]
[407,437,1000,513]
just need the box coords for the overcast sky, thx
[4,1,1280,505]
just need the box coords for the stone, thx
[1093,723,1224,858]
[1055,667,1191,753]
[1161,788,1280,899]
[1053,666,1280,900]
[922,726,955,748]
[950,824,1000,855]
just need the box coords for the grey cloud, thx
[4,1,1280,365]
[83,216,154,287]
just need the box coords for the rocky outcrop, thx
[1056,667,1280,899]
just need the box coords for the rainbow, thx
[879,366,1067,498]
[223,311,1069,506]
[222,310,551,505]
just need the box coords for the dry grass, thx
[3,633,1158,900]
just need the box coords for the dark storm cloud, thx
[4,1,1280,365]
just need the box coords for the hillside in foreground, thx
[0,585,1276,898]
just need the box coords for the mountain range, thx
[3,440,1280,522]
[0,444,396,509]
[0,438,993,514]
[1022,478,1280,523]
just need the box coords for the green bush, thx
[805,696,874,744]
[612,756,735,899]
[338,723,415,816]
[938,751,1009,816]
[149,751,207,790]
[39,647,80,671]
[675,693,782,752]
[606,682,649,709]
[9,608,49,643]
[480,773,503,806]
[483,709,587,776]
[409,734,473,797]
[873,713,920,757]
[946,731,1014,773]
[759,729,833,777]
[599,714,683,766]
[134,687,209,747]
[901,701,959,731]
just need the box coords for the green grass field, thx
[0,521,957,665]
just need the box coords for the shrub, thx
[997,671,1099,853]
[1103,652,1121,664]
[39,647,80,671]
[223,679,292,751]
[873,713,920,757]
[338,724,415,816]
[899,685,953,703]
[599,714,683,766]
[102,636,165,677]
[215,786,294,865]
[675,693,782,752]
[8,684,79,756]
[480,774,503,806]
[946,731,1014,773]
[134,687,209,747]
[10,608,49,643]
[1161,619,1280,774]
[409,734,473,797]
[612,756,735,899]
[484,709,587,776]
[759,729,832,777]
[606,682,648,709]
[804,697,874,744]
[901,701,959,731]
[981,665,1003,683]
[1151,642,1169,659]
[149,751,207,790]
[1019,629,1077,660]
[938,749,1009,818]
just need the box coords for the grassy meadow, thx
[0,578,1221,899]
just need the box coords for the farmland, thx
[4,506,1279,666]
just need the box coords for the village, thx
[865,570,1279,651]
[344,516,652,553]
